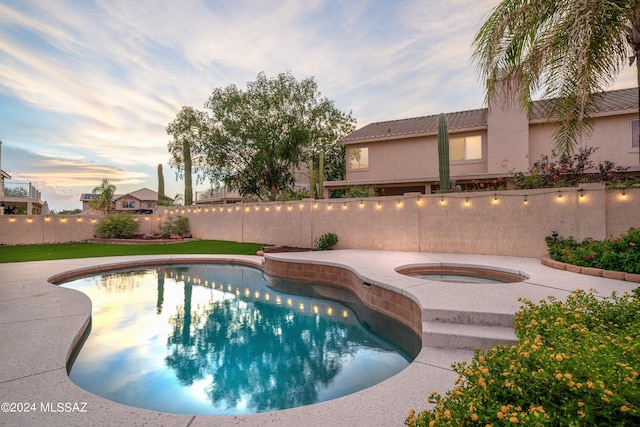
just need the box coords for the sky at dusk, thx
[1,0,637,211]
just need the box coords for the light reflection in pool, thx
[63,265,412,415]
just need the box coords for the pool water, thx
[62,265,413,415]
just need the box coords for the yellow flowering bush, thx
[406,288,640,426]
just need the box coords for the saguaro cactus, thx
[309,156,317,198]
[183,140,193,205]
[318,151,325,199]
[437,113,451,192]
[157,163,165,201]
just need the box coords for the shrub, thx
[346,185,376,198]
[406,289,640,426]
[160,216,189,237]
[276,188,311,201]
[509,146,629,189]
[546,228,640,273]
[314,232,338,251]
[94,212,140,238]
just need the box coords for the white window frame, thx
[450,135,483,161]
[631,119,639,151]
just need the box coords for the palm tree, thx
[473,0,640,162]
[90,178,116,212]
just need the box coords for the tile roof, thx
[530,87,638,120]
[341,87,638,144]
[340,109,487,143]
[119,187,158,201]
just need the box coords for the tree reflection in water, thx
[64,265,413,415]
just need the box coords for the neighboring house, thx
[194,186,243,205]
[81,187,170,213]
[325,87,640,197]
[79,193,101,212]
[114,188,160,212]
[0,139,45,215]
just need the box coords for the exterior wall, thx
[0,214,159,245]
[115,196,158,210]
[486,89,530,174]
[345,129,489,183]
[529,112,639,170]
[1,186,637,258]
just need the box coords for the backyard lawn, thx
[0,240,266,263]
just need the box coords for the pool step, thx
[421,308,517,350]
[422,321,517,350]
[423,308,515,327]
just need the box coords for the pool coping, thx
[0,250,637,426]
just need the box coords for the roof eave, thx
[338,125,488,145]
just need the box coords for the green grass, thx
[0,240,266,263]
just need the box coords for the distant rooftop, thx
[341,87,638,144]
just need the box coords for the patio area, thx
[0,250,636,426]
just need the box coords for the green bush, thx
[509,146,629,189]
[94,212,140,238]
[160,215,189,236]
[406,289,640,426]
[546,228,640,273]
[347,185,376,198]
[314,232,338,251]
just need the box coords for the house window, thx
[631,120,639,151]
[450,136,482,161]
[123,201,135,208]
[348,147,369,169]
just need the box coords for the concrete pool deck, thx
[0,250,637,426]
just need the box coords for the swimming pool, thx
[62,264,415,415]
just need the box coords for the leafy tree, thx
[169,72,355,201]
[473,0,640,160]
[4,187,27,198]
[57,208,82,215]
[167,107,209,206]
[90,178,116,212]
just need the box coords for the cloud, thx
[2,144,147,188]
[0,0,636,211]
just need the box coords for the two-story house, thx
[325,87,639,197]
[81,187,169,213]
[0,139,46,215]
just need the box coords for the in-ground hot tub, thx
[397,264,528,284]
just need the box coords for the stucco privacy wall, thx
[0,185,637,257]
[0,215,159,246]
[160,184,637,257]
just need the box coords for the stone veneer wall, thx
[262,257,423,337]
[1,185,638,257]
